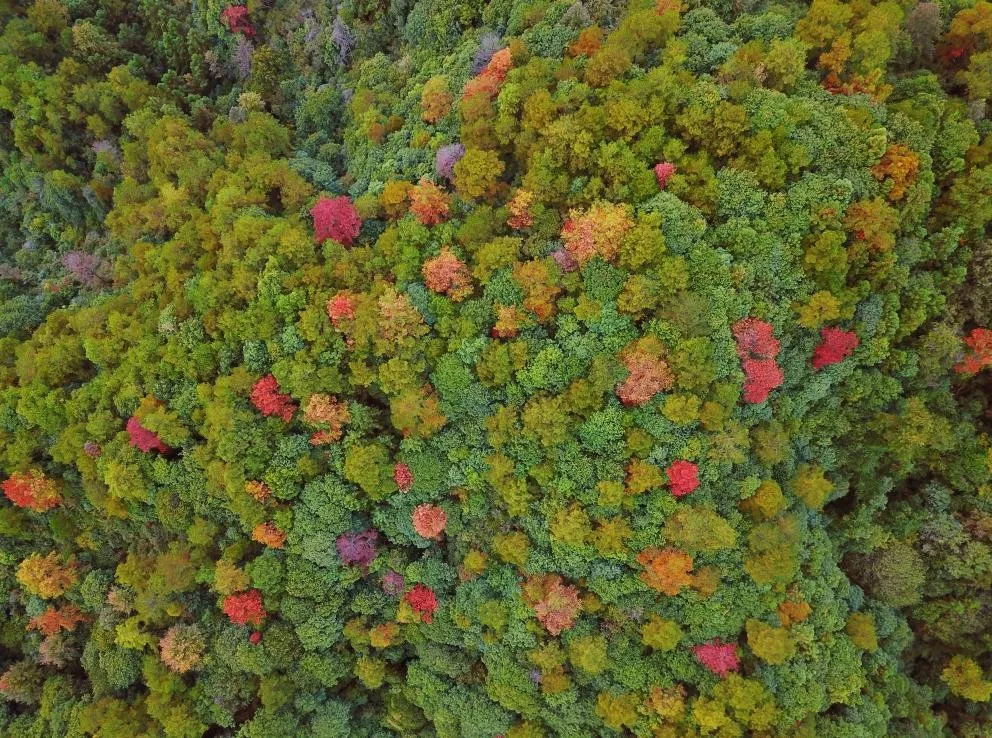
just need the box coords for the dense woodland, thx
[1,0,992,735]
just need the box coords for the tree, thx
[311,196,362,246]
[2,469,61,512]
[412,504,447,540]
[17,552,77,599]
[409,179,451,226]
[693,640,740,678]
[222,590,267,627]
[251,375,297,422]
[159,625,206,674]
[812,327,859,369]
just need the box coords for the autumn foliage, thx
[955,328,992,375]
[812,327,860,369]
[222,590,267,627]
[408,178,451,226]
[523,575,582,635]
[311,195,362,246]
[250,374,297,422]
[126,416,171,454]
[666,460,699,498]
[2,470,61,512]
[404,584,438,623]
[411,504,447,540]
[693,640,740,678]
[637,548,694,596]
[221,5,254,37]
[732,318,784,403]
[1,1,991,735]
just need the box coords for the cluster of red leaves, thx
[250,374,297,422]
[422,248,472,301]
[221,5,254,37]
[409,178,450,226]
[326,291,357,328]
[523,574,582,635]
[654,161,677,189]
[617,349,674,407]
[812,327,859,370]
[732,318,783,403]
[693,639,740,678]
[251,522,286,549]
[222,589,266,627]
[412,504,447,540]
[126,416,171,454]
[637,548,694,596]
[2,470,61,512]
[310,195,362,245]
[666,460,699,498]
[27,606,85,637]
[404,584,438,623]
[955,328,992,375]
[394,463,414,492]
[462,48,512,100]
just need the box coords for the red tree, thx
[666,460,699,498]
[326,292,357,328]
[812,326,860,369]
[311,196,362,246]
[126,416,171,454]
[250,374,297,422]
[405,584,438,623]
[693,639,740,677]
[221,5,254,37]
[2,470,61,512]
[394,463,414,492]
[222,589,266,627]
[732,318,783,403]
[654,161,677,189]
[955,328,992,374]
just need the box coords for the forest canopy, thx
[1,0,992,736]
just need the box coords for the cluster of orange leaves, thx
[2,469,61,512]
[616,337,674,407]
[462,48,512,100]
[27,605,86,636]
[251,522,286,549]
[423,248,473,301]
[409,178,451,226]
[637,548,694,596]
[522,574,582,635]
[871,144,920,201]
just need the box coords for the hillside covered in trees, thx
[1,0,992,735]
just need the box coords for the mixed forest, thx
[2,0,992,735]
